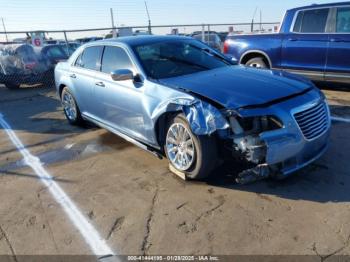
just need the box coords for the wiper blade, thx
[189,44,232,65]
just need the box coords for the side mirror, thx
[111,69,134,81]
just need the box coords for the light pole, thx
[144,1,152,34]
[110,8,117,38]
[1,18,8,42]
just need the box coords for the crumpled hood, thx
[159,66,312,109]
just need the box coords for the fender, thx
[239,49,273,68]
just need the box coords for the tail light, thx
[223,41,229,54]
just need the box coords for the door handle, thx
[70,74,76,79]
[95,81,105,87]
[288,38,298,41]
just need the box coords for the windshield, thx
[133,40,230,79]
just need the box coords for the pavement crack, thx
[0,224,18,262]
[312,234,350,262]
[106,216,125,240]
[195,195,225,222]
[141,185,159,255]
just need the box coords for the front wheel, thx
[61,87,84,126]
[164,114,218,180]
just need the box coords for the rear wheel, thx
[164,114,218,180]
[61,87,84,126]
[4,82,20,89]
[245,57,268,69]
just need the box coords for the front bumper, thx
[263,127,330,178]
[237,88,331,179]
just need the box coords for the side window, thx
[101,46,134,74]
[293,8,329,33]
[293,11,304,32]
[80,46,103,71]
[336,7,350,33]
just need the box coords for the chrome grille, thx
[294,102,329,140]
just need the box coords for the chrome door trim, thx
[82,113,162,156]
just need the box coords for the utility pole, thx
[251,7,257,33]
[1,18,8,42]
[144,1,152,34]
[110,8,117,38]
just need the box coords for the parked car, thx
[39,44,69,64]
[36,44,70,85]
[55,36,330,184]
[193,33,223,52]
[65,42,81,56]
[0,44,51,89]
[224,2,350,85]
[76,37,103,44]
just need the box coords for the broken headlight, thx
[229,115,283,164]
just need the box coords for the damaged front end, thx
[226,112,283,184]
[221,92,331,184]
[154,86,330,185]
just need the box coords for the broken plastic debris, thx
[235,164,270,185]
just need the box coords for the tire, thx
[4,82,20,89]
[164,114,218,180]
[61,87,84,126]
[245,57,268,69]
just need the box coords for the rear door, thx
[69,46,103,115]
[325,6,350,83]
[281,8,331,81]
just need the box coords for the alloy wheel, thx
[166,122,195,171]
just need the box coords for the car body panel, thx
[158,66,311,109]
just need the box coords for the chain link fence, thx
[0,22,279,89]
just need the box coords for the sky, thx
[0,0,345,40]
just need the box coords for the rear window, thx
[336,7,350,33]
[45,46,67,60]
[293,8,330,33]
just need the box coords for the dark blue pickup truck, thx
[224,2,350,85]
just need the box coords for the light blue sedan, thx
[55,35,331,184]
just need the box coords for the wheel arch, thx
[154,111,180,153]
[240,50,272,68]
[58,84,67,98]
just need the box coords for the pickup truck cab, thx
[224,2,350,85]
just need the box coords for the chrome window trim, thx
[70,43,146,79]
[71,44,105,72]
[289,6,332,34]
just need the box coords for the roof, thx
[289,1,350,11]
[95,35,191,47]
